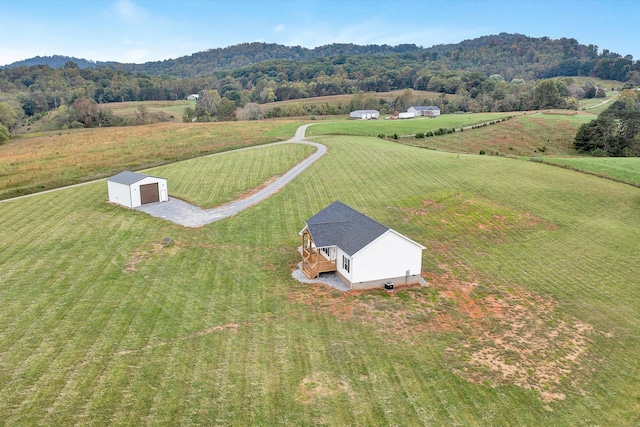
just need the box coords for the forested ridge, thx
[4,33,637,81]
[1,32,639,145]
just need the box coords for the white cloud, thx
[274,24,285,32]
[113,0,148,23]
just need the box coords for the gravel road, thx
[135,124,326,227]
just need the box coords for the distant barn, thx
[107,171,168,208]
[349,110,380,120]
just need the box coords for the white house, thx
[186,94,200,100]
[349,110,380,120]
[408,106,441,117]
[299,201,425,290]
[107,171,168,208]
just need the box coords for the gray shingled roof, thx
[410,105,440,111]
[305,201,389,256]
[108,171,149,185]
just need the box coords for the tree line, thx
[6,33,637,83]
[1,33,639,145]
[574,89,640,156]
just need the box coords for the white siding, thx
[336,247,353,283]
[350,230,423,284]
[108,176,167,208]
[107,181,133,208]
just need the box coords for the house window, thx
[342,255,350,273]
[321,247,330,257]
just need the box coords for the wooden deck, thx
[302,247,337,279]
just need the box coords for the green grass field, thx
[0,120,302,200]
[540,156,640,186]
[150,142,315,207]
[101,100,194,123]
[310,112,594,157]
[1,128,639,425]
[307,112,515,137]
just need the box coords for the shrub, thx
[479,149,486,155]
[0,124,9,143]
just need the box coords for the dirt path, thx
[135,124,326,227]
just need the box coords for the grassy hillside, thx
[0,120,302,199]
[309,112,594,157]
[307,112,512,138]
[150,142,315,207]
[0,132,639,425]
[259,90,453,115]
[102,100,194,123]
[540,157,640,186]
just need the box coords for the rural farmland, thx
[0,114,639,425]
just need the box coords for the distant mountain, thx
[2,42,423,77]
[3,55,103,69]
[1,33,637,121]
[3,34,631,81]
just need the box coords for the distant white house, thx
[350,110,380,120]
[299,201,425,290]
[107,171,168,209]
[186,94,200,100]
[408,106,441,117]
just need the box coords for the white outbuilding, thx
[349,110,380,120]
[300,201,425,290]
[107,171,168,208]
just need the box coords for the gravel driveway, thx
[135,124,326,227]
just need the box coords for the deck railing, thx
[302,248,337,278]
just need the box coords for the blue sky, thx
[1,0,638,66]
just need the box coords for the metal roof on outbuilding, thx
[305,201,390,256]
[108,171,150,185]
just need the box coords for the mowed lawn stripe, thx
[227,135,640,423]
[151,142,315,207]
[0,130,639,424]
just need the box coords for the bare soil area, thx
[289,267,599,402]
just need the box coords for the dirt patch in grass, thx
[296,372,350,404]
[431,270,595,402]
[288,268,597,402]
[123,239,183,273]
